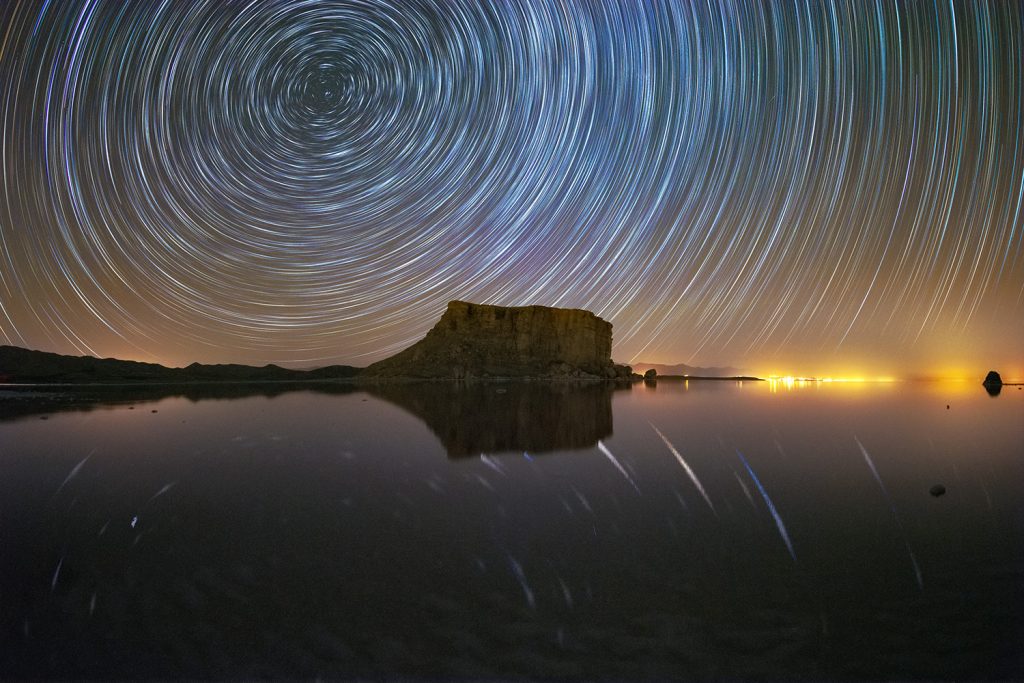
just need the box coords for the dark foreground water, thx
[1,379,1021,680]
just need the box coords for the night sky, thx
[0,0,1021,377]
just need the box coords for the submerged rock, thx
[361,301,623,379]
[929,484,946,497]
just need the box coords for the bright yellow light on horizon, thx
[765,373,900,389]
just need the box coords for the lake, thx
[1,379,1021,679]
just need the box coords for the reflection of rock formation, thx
[362,301,632,379]
[367,381,626,457]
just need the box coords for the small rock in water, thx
[930,484,946,497]
[151,410,157,413]
[40,416,48,420]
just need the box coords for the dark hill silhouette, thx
[0,345,359,384]
[629,361,744,377]
[1,301,637,384]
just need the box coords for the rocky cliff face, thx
[362,301,629,379]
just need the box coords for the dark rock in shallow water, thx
[361,301,622,379]
[643,368,657,380]
[930,484,946,497]
[983,370,1003,386]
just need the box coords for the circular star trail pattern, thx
[1,0,1022,372]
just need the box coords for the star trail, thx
[0,0,1021,375]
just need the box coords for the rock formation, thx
[983,370,1003,396]
[361,301,631,379]
[983,370,1003,387]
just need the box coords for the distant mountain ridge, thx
[0,345,360,383]
[629,361,744,377]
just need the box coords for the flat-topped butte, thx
[362,301,632,380]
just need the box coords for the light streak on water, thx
[649,422,716,514]
[148,481,176,502]
[508,556,535,609]
[855,436,924,590]
[570,486,593,514]
[558,577,573,608]
[597,441,641,494]
[50,556,63,591]
[734,449,798,562]
[53,450,94,497]
[730,466,756,508]
[479,454,505,475]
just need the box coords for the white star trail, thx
[0,1,1019,369]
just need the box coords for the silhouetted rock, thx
[361,301,621,379]
[983,370,1002,386]
[983,371,1003,396]
[929,484,946,497]
[644,368,657,380]
[613,364,633,379]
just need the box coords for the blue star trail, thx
[0,1,1021,371]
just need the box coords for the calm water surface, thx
[1,380,1021,679]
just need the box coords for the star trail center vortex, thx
[1,1,1021,370]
